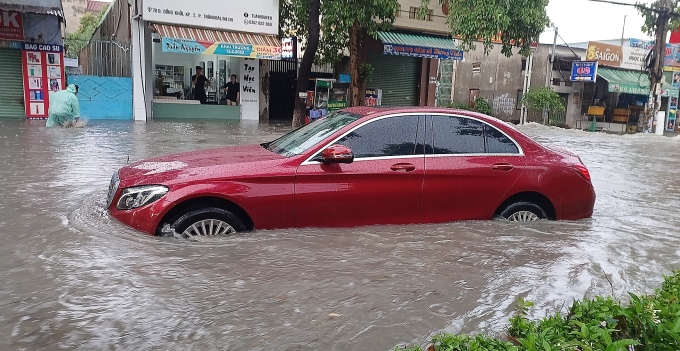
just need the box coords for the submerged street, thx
[1,119,679,351]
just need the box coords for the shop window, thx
[564,80,573,87]
[552,78,561,86]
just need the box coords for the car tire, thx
[497,202,548,222]
[170,207,246,239]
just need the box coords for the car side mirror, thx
[320,144,354,164]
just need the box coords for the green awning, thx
[598,68,679,98]
[377,31,464,60]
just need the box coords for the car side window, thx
[336,115,420,158]
[486,125,519,154]
[431,115,485,154]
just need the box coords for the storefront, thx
[364,31,463,107]
[580,41,680,133]
[131,0,280,122]
[0,1,64,119]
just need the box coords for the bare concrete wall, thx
[62,0,87,34]
[452,44,524,122]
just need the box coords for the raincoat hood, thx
[65,84,77,94]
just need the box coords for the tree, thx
[65,10,106,58]
[281,0,400,127]
[281,0,321,128]
[521,87,565,117]
[636,0,679,130]
[420,0,550,57]
[318,0,400,107]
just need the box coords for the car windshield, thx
[265,111,361,157]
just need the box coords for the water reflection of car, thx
[107,107,595,239]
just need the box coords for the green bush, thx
[446,98,493,116]
[393,271,680,351]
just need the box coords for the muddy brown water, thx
[1,119,679,351]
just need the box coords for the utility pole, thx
[621,15,627,46]
[647,0,672,133]
[543,27,558,125]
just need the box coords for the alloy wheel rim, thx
[507,211,539,222]
[181,219,236,238]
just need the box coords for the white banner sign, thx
[240,58,259,121]
[142,0,279,35]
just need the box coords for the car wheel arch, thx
[494,191,556,220]
[156,196,255,235]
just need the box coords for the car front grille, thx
[106,171,120,208]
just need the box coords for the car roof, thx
[342,106,500,124]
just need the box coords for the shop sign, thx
[240,58,259,121]
[570,61,598,82]
[0,10,23,41]
[21,43,66,119]
[585,41,647,71]
[281,37,296,60]
[365,88,382,107]
[143,0,279,35]
[383,44,464,60]
[327,101,346,111]
[629,38,680,72]
[161,37,281,59]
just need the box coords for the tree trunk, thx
[349,22,366,107]
[292,0,321,128]
[648,0,670,132]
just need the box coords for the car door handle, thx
[390,163,416,172]
[491,163,514,172]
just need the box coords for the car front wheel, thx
[497,202,547,222]
[170,207,246,240]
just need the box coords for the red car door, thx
[294,114,426,228]
[421,114,526,223]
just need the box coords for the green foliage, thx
[280,0,400,65]
[395,271,680,351]
[636,1,680,37]
[65,9,106,58]
[419,0,550,57]
[473,98,493,116]
[447,98,492,116]
[521,87,565,116]
[447,102,471,110]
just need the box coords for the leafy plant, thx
[395,271,680,351]
[473,98,493,116]
[65,9,106,58]
[419,0,551,57]
[521,87,565,117]
[446,102,471,110]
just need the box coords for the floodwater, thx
[1,119,679,351]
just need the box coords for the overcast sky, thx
[538,0,657,44]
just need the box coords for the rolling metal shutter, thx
[0,49,25,118]
[367,51,419,106]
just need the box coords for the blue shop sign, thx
[383,44,464,60]
[570,61,598,82]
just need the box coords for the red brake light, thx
[573,164,591,182]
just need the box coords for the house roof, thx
[0,0,64,17]
[86,0,109,12]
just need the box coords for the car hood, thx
[118,144,286,186]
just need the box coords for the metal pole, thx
[545,27,558,124]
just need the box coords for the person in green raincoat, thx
[46,84,81,128]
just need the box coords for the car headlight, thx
[116,185,169,210]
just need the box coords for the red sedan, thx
[107,107,595,239]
